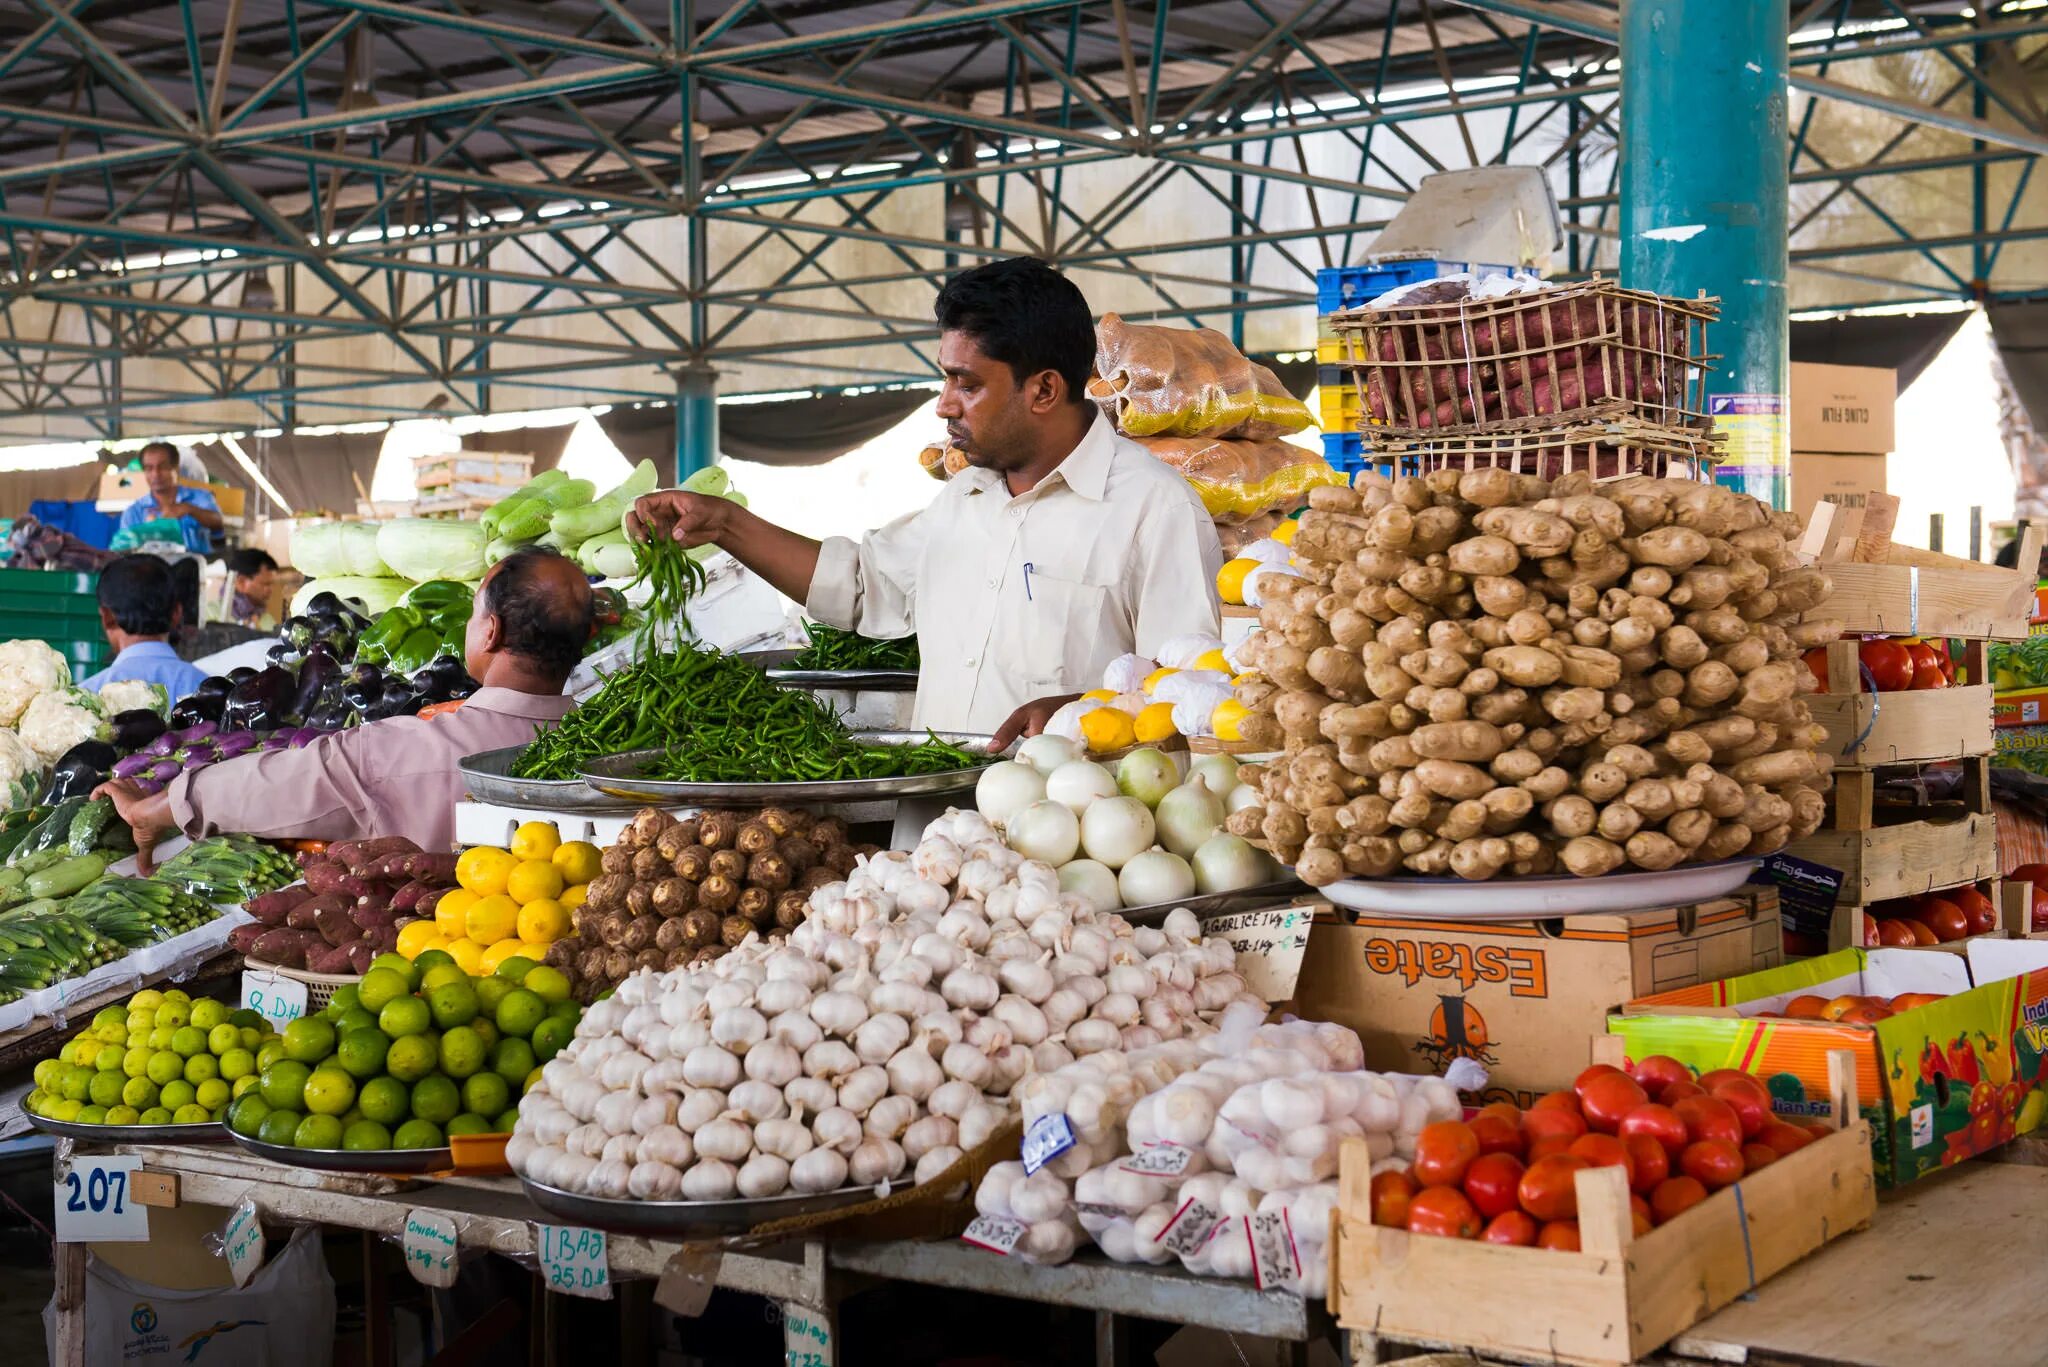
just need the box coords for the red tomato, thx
[1861,915,1883,948]
[1618,1103,1690,1155]
[1630,1055,1693,1094]
[1797,1119,1836,1140]
[1859,639,1914,692]
[1649,1175,1709,1225]
[1480,1209,1539,1246]
[1577,1073,1650,1134]
[2035,885,2048,933]
[1536,1219,1582,1252]
[1623,1134,1670,1193]
[1567,1133,1635,1186]
[1475,1101,1522,1127]
[1531,1090,1583,1116]
[1658,1079,1706,1105]
[1413,1120,1481,1188]
[1673,1095,1745,1147]
[1953,886,1999,936]
[1912,897,1971,943]
[1468,1112,1526,1158]
[1680,1139,1746,1190]
[1906,641,1948,689]
[1517,1154,1592,1222]
[1758,1121,1817,1157]
[1461,1152,1527,1219]
[1406,1186,1482,1239]
[1877,917,1918,947]
[1369,1170,1415,1228]
[1628,1194,1654,1238]
[2010,862,2048,885]
[1522,1107,1589,1146]
[1573,1063,1625,1098]
[1905,920,1942,946]
[1704,1075,1772,1140]
[1801,647,1830,692]
[1525,1134,1574,1163]
[1741,1143,1780,1173]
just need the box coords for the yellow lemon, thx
[1271,519,1298,545]
[517,898,571,944]
[1081,688,1118,703]
[519,941,554,964]
[456,846,515,897]
[435,887,479,939]
[1134,701,1178,743]
[551,840,601,885]
[479,939,526,974]
[559,882,588,911]
[1216,558,1257,604]
[505,859,565,905]
[396,920,442,960]
[508,821,561,862]
[1080,706,1137,753]
[442,937,485,975]
[1211,698,1250,743]
[1141,666,1178,695]
[1193,648,1231,673]
[416,931,451,955]
[464,893,520,946]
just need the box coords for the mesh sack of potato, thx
[1223,470,1841,883]
[1139,435,1348,523]
[1091,314,1314,442]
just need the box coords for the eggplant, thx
[305,591,348,616]
[215,731,261,758]
[110,753,156,780]
[167,693,222,729]
[305,698,357,732]
[340,663,386,716]
[191,675,233,703]
[43,740,119,802]
[146,758,184,783]
[222,666,295,733]
[411,654,477,704]
[306,610,358,655]
[132,777,165,796]
[109,708,168,752]
[227,666,258,685]
[286,643,343,724]
[139,731,178,759]
[266,641,302,668]
[174,721,220,743]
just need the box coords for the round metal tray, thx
[28,1114,229,1144]
[741,647,918,691]
[460,746,640,812]
[228,1132,454,1174]
[578,731,1000,804]
[1111,879,1309,926]
[519,1175,877,1235]
[1318,858,1763,920]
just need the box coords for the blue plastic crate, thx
[1316,259,1519,314]
[1322,431,1366,474]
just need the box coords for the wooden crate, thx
[1804,525,2043,641]
[1786,811,1997,906]
[1828,875,2017,952]
[413,450,531,491]
[1826,752,1990,832]
[1808,640,1991,767]
[1328,1050,1876,1367]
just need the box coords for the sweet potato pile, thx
[1225,471,1840,882]
[229,836,459,971]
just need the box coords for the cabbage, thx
[294,520,392,577]
[376,519,486,582]
[340,523,391,577]
[292,576,414,616]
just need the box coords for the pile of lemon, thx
[394,822,597,972]
[24,988,276,1128]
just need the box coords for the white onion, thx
[1045,759,1120,813]
[1016,733,1082,774]
[1224,783,1262,815]
[1118,848,1195,906]
[1057,858,1123,912]
[1186,753,1240,796]
[1191,833,1275,894]
[976,761,1048,828]
[1115,748,1179,809]
[1154,776,1225,857]
[1080,797,1155,869]
[1007,800,1081,865]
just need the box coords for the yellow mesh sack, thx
[1140,435,1345,522]
[1092,314,1316,441]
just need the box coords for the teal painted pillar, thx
[1620,0,1789,509]
[674,363,719,481]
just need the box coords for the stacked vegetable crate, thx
[412,450,531,519]
[0,568,111,678]
[1789,526,2045,950]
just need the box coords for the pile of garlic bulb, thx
[507,809,1267,1203]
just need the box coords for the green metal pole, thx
[1620,0,1789,508]
[673,363,718,482]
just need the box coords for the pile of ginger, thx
[1225,468,1840,883]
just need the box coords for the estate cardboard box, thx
[1790,360,1895,454]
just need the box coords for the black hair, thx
[139,441,178,467]
[934,256,1096,404]
[482,547,593,677]
[227,547,278,578]
[98,554,180,635]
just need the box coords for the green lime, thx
[420,962,469,995]
[474,977,513,1017]
[384,1033,437,1083]
[358,1076,409,1126]
[145,1026,173,1051]
[195,1078,230,1113]
[172,1103,210,1125]
[470,1019,499,1053]
[405,950,449,982]
[334,1006,379,1037]
[154,999,189,1029]
[332,1029,387,1080]
[259,1059,311,1110]
[256,1110,301,1146]
[493,1107,521,1133]
[494,955,537,982]
[530,1017,573,1063]
[47,1098,83,1122]
[229,1007,267,1031]
[545,998,580,1024]
[121,1047,150,1079]
[207,1023,241,1055]
[492,1037,536,1086]
[522,965,571,1004]
[302,1069,357,1117]
[94,1046,125,1072]
[327,986,361,1016]
[461,1072,509,1119]
[169,1026,207,1058]
[379,996,432,1039]
[426,981,478,1030]
[159,1080,196,1111]
[76,1105,109,1125]
[294,1113,344,1150]
[239,1027,266,1051]
[392,1118,444,1150]
[218,1047,256,1082]
[104,1106,140,1126]
[342,1120,392,1151]
[92,1006,125,1029]
[281,1017,337,1065]
[144,1051,183,1087]
[58,1064,92,1102]
[437,1027,484,1080]
[339,1107,363,1127]
[121,1076,158,1110]
[494,989,545,1039]
[182,1053,218,1085]
[356,967,411,1014]
[445,1112,491,1137]
[31,1059,57,1089]
[409,1075,460,1125]
[137,1106,172,1126]
[87,1070,125,1108]
[231,1074,262,1100]
[189,999,228,1031]
[256,1039,286,1071]
[228,1094,271,1137]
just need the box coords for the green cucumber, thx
[549,459,658,545]
[26,853,106,900]
[67,797,113,856]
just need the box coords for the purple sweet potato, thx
[227,923,265,954]
[305,942,355,974]
[329,836,417,870]
[344,941,378,972]
[246,884,313,926]
[351,901,399,932]
[413,888,445,919]
[400,851,460,885]
[302,860,368,899]
[314,900,357,948]
[390,880,433,914]
[249,927,313,968]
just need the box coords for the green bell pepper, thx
[356,605,424,666]
[401,579,473,614]
[389,624,446,675]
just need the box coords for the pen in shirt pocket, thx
[1023,561,1034,601]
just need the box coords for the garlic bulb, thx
[737,1152,791,1198]
[790,1146,849,1194]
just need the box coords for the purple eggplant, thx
[146,758,184,782]
[289,728,322,748]
[174,721,220,744]
[215,731,261,757]
[222,667,295,733]
[140,732,178,758]
[132,777,165,796]
[111,753,157,780]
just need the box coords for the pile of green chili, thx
[787,622,919,672]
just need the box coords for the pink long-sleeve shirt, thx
[167,686,574,852]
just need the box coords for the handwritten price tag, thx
[536,1224,610,1300]
[1119,1143,1194,1178]
[402,1210,458,1288]
[1156,1198,1224,1258]
[1020,1112,1075,1175]
[1245,1209,1300,1291]
[54,1156,147,1243]
[221,1200,266,1288]
[240,970,307,1029]
[1206,906,1312,1002]
[960,1214,1027,1254]
[783,1304,834,1367]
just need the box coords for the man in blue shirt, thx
[80,555,208,703]
[115,441,222,553]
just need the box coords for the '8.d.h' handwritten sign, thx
[1205,905,1312,1002]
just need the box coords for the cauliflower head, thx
[0,640,72,727]
[96,678,169,717]
[17,687,109,767]
[0,728,40,810]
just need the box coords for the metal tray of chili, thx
[460,746,641,811]
[578,732,999,803]
[740,648,919,691]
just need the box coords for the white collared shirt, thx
[807,412,1225,733]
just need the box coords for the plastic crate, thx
[0,568,112,677]
[1318,365,1361,435]
[1316,258,1517,314]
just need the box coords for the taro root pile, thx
[1227,470,1840,882]
[548,806,873,998]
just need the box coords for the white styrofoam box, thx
[566,554,790,697]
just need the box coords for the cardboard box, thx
[1289,892,1783,1107]
[1995,688,2048,729]
[1791,361,1895,454]
[1611,941,2048,1186]
[98,467,247,519]
[1995,723,2048,776]
[1790,450,1887,541]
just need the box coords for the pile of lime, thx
[24,988,276,1127]
[228,949,580,1153]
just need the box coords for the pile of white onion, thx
[508,808,1266,1204]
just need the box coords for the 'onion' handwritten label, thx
[402,1210,458,1288]
[960,1214,1027,1254]
[1119,1143,1194,1178]
[536,1224,610,1300]
[1207,906,1312,1002]
[1155,1197,1224,1258]
[221,1200,266,1288]
[1246,1209,1300,1291]
[1020,1112,1075,1174]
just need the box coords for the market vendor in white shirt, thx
[628,256,1224,746]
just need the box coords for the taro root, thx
[689,944,726,966]
[585,873,631,914]
[671,845,712,882]
[546,939,578,968]
[736,820,777,856]
[625,882,655,917]
[778,837,819,873]
[621,914,655,952]
[774,890,809,930]
[761,807,809,838]
[651,877,695,917]
[697,873,740,913]
[697,811,740,851]
[720,914,754,948]
[737,886,772,924]
[808,817,848,850]
[629,807,671,846]
[599,910,630,947]
[681,907,721,947]
[577,947,607,982]
[747,851,793,892]
[708,848,747,883]
[600,843,635,876]
[631,847,668,883]
[603,948,632,982]
[655,917,689,952]
[654,824,696,864]
[635,947,667,971]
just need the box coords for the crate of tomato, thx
[1801,637,1986,767]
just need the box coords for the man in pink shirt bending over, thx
[95,547,591,861]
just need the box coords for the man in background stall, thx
[115,441,223,553]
